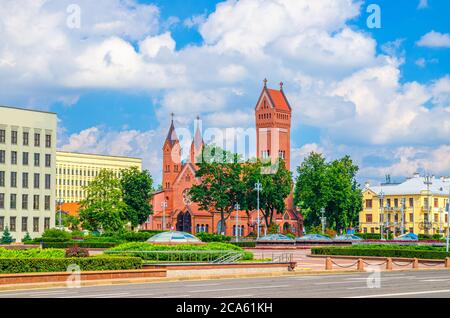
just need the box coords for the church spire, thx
[164,112,178,147]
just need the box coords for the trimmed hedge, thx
[196,232,232,242]
[106,242,253,261]
[311,246,450,260]
[0,257,142,274]
[41,242,118,249]
[0,248,65,258]
[230,241,256,248]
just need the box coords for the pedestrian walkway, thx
[247,248,447,272]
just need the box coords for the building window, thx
[386,198,391,208]
[33,195,39,210]
[10,172,17,188]
[34,153,40,167]
[33,217,39,232]
[45,154,51,167]
[0,217,4,231]
[0,130,5,143]
[365,199,372,209]
[0,193,4,209]
[11,151,17,165]
[363,227,367,233]
[409,198,414,208]
[22,217,28,232]
[434,198,439,208]
[10,217,16,232]
[394,198,398,208]
[434,214,439,222]
[366,214,373,223]
[44,218,50,230]
[10,194,16,209]
[0,150,5,163]
[34,133,40,147]
[34,173,40,189]
[23,132,29,146]
[22,172,28,188]
[11,131,17,145]
[45,134,51,148]
[22,152,28,165]
[409,213,414,222]
[0,171,4,187]
[44,195,50,210]
[45,174,51,189]
[22,194,28,210]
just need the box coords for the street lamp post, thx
[424,174,433,235]
[447,187,450,253]
[56,198,64,230]
[400,198,406,235]
[254,181,262,239]
[379,190,384,240]
[320,208,326,235]
[161,200,168,231]
[234,203,240,242]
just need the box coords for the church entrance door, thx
[176,212,192,233]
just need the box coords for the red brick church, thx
[142,80,303,236]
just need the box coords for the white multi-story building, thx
[0,106,57,241]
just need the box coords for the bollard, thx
[386,257,393,271]
[357,258,364,271]
[325,257,333,270]
[445,257,450,268]
[412,258,419,269]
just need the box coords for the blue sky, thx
[1,0,449,185]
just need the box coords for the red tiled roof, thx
[267,89,290,111]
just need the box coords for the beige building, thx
[56,151,142,203]
[0,106,57,241]
[359,173,450,236]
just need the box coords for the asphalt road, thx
[1,270,450,298]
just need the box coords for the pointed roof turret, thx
[165,113,179,147]
[192,115,203,149]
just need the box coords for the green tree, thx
[189,145,245,234]
[120,167,154,228]
[294,152,363,232]
[1,226,14,244]
[243,159,293,228]
[79,169,127,233]
[324,156,363,232]
[294,152,328,228]
[23,232,32,242]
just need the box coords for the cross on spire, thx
[279,81,284,91]
[263,78,267,88]
[171,112,175,122]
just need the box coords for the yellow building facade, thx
[56,151,142,203]
[359,173,450,236]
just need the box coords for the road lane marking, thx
[59,292,130,298]
[190,285,289,293]
[348,289,450,298]
[421,279,450,282]
[154,294,191,298]
[184,283,222,287]
[214,294,254,298]
[1,290,71,297]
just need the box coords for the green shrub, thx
[0,248,65,258]
[0,257,142,273]
[106,242,253,261]
[230,241,256,248]
[41,229,72,241]
[418,234,444,240]
[354,233,381,240]
[196,232,232,242]
[42,242,118,249]
[311,246,450,259]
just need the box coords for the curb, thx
[0,266,449,293]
